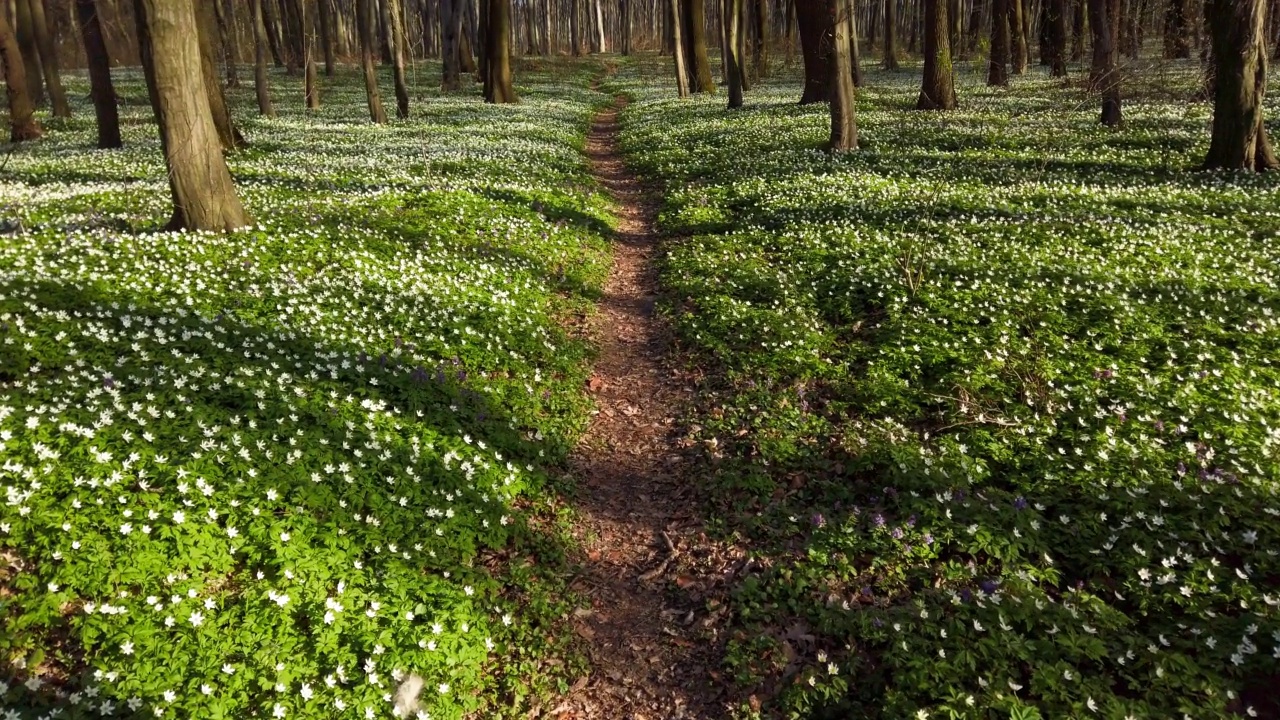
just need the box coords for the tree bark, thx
[0,8,41,141]
[483,0,516,101]
[968,0,984,52]
[388,0,410,115]
[442,0,463,89]
[883,0,899,67]
[989,0,1010,82]
[74,0,121,147]
[725,0,744,106]
[14,0,46,107]
[214,0,241,88]
[196,0,247,149]
[250,0,276,116]
[1047,0,1067,74]
[829,0,857,150]
[27,0,69,117]
[670,0,691,95]
[357,0,389,120]
[571,0,583,53]
[1088,0,1121,124]
[1204,0,1277,169]
[1164,0,1192,57]
[797,0,830,101]
[918,0,957,107]
[303,0,321,108]
[1009,0,1028,71]
[133,0,250,231]
[262,0,286,66]
[682,0,715,91]
[318,0,336,74]
[1071,0,1086,60]
[752,0,769,77]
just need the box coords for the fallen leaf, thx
[588,376,605,392]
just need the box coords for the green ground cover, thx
[0,62,612,719]
[613,58,1280,719]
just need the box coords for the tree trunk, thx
[262,0,286,66]
[14,0,46,107]
[215,0,241,88]
[797,0,831,101]
[133,0,250,231]
[303,0,321,108]
[829,0,857,150]
[621,0,632,53]
[949,0,963,57]
[388,0,410,116]
[279,0,302,72]
[968,0,984,51]
[850,0,863,85]
[483,0,516,101]
[989,0,1010,82]
[594,0,605,50]
[460,3,478,73]
[27,0,69,117]
[1204,0,1277,168]
[250,0,276,116]
[0,8,41,141]
[195,0,247,149]
[74,0,120,147]
[318,0,336,74]
[670,0,691,94]
[357,0,389,120]
[442,0,462,89]
[1009,0,1028,71]
[917,0,957,107]
[1071,0,1085,60]
[752,0,768,77]
[725,0,744,106]
[1164,0,1191,56]
[737,0,751,89]
[1048,0,1067,74]
[883,0,899,67]
[1088,0,1121,124]
[683,0,715,91]
[571,0,583,53]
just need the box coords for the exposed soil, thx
[551,99,742,720]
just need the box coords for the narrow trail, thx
[554,99,740,720]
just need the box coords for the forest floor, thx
[557,98,741,720]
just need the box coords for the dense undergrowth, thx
[0,61,612,719]
[613,58,1280,719]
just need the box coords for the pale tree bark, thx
[829,0,857,150]
[989,0,1010,83]
[74,0,121,147]
[725,0,744,106]
[14,0,46,107]
[27,0,69,117]
[303,0,321,108]
[388,0,410,116]
[215,0,241,88]
[1204,0,1277,169]
[357,0,389,120]
[196,0,247,149]
[683,0,715,91]
[0,8,41,141]
[670,0,691,95]
[1009,0,1028,71]
[133,0,250,231]
[483,0,516,102]
[594,0,605,50]
[251,0,276,116]
[917,0,957,108]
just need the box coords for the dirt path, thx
[554,99,739,720]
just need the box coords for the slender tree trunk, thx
[989,0,1010,82]
[27,0,69,116]
[797,0,830,101]
[1071,0,1085,60]
[133,0,250,231]
[14,0,45,107]
[1047,0,1066,73]
[670,0,691,94]
[883,0,899,66]
[725,0,743,106]
[303,0,321,108]
[968,0,984,51]
[279,0,302,72]
[356,0,389,120]
[442,0,462,88]
[829,0,857,150]
[388,0,410,115]
[215,0,241,88]
[594,0,605,50]
[918,0,956,107]
[0,8,41,141]
[482,0,516,101]
[195,0,247,149]
[460,2,478,72]
[622,0,632,52]
[1009,0,1028,71]
[850,0,863,84]
[74,0,120,147]
[1204,0,1276,168]
[752,0,768,76]
[1088,0,1121,124]
[262,0,286,66]
[571,0,583,53]
[250,0,276,115]
[683,0,715,91]
[318,0,336,74]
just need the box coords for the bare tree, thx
[1088,0,1121,125]
[27,0,70,117]
[251,0,277,116]
[1203,0,1277,168]
[918,0,957,108]
[357,0,389,121]
[483,0,517,102]
[74,0,121,147]
[0,7,41,141]
[989,0,1010,83]
[829,0,857,150]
